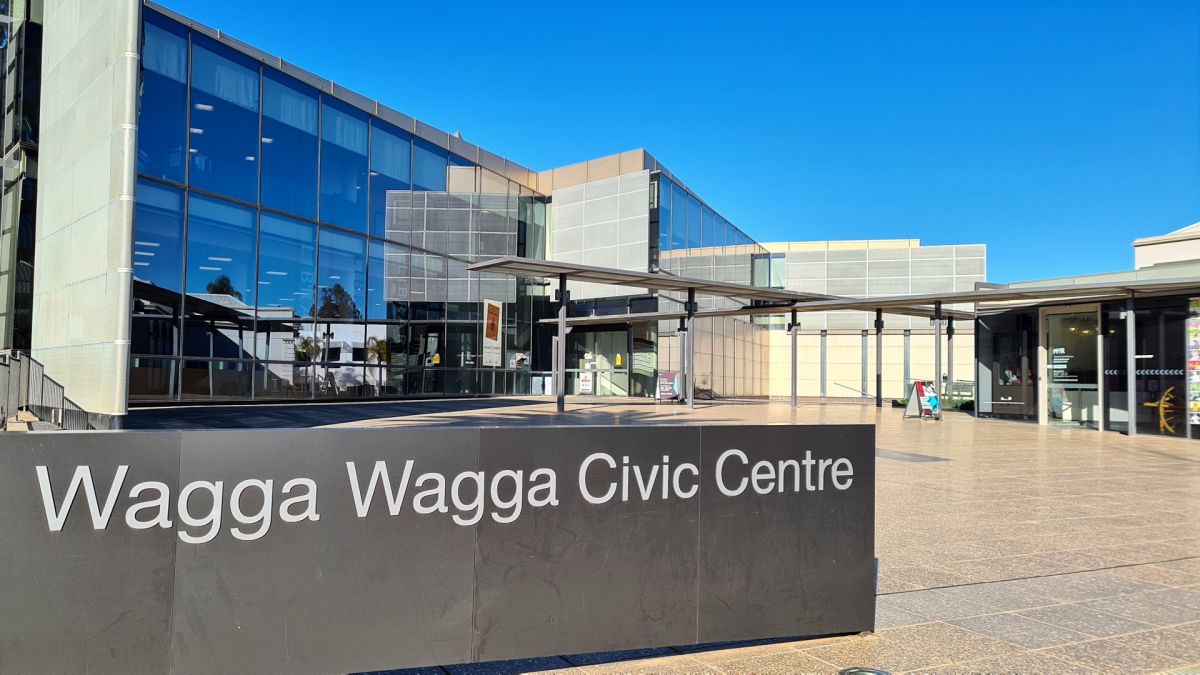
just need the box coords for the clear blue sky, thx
[157,0,1198,283]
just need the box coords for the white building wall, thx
[32,0,141,425]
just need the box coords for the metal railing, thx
[0,351,91,430]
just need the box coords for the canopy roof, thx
[467,257,971,323]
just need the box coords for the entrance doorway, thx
[1040,305,1102,429]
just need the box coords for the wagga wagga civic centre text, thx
[34,449,855,544]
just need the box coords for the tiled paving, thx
[143,397,1200,672]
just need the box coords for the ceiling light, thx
[134,240,160,248]
[134,261,149,267]
[135,251,155,257]
[190,127,204,135]
[329,275,341,280]
[194,103,213,112]
[265,270,288,276]
[262,137,274,144]
[208,256,232,262]
[198,266,222,271]
[245,156,256,161]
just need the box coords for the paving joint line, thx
[876,555,1200,596]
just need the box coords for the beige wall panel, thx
[32,0,141,423]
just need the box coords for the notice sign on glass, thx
[1188,298,1200,425]
[482,299,503,367]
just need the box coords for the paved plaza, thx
[133,398,1200,673]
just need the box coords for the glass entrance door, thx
[1043,308,1101,429]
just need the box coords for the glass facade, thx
[650,175,773,398]
[978,296,1199,440]
[131,8,546,402]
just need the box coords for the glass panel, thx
[369,120,411,237]
[412,137,448,191]
[254,361,312,399]
[658,179,672,253]
[367,239,408,320]
[180,359,252,400]
[701,207,714,249]
[1045,310,1100,429]
[976,310,1037,420]
[1130,298,1187,437]
[132,317,180,356]
[261,70,319,218]
[129,357,176,400]
[183,194,257,358]
[316,228,366,319]
[138,11,188,183]
[133,179,185,313]
[257,212,316,319]
[408,323,445,394]
[319,98,368,232]
[364,324,407,395]
[189,36,260,202]
[186,193,257,305]
[1101,305,1128,433]
[669,182,685,251]
[686,195,701,249]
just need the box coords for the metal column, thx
[875,309,884,408]
[1126,295,1137,437]
[819,329,828,397]
[555,273,568,413]
[946,318,955,400]
[790,309,799,408]
[903,329,911,393]
[677,318,688,407]
[860,330,868,399]
[933,301,943,397]
[686,287,696,410]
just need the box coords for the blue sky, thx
[157,0,1198,283]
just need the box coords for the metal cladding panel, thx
[0,425,875,673]
[696,424,876,642]
[0,431,182,674]
[169,428,479,673]
[473,426,702,661]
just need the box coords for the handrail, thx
[2,351,91,430]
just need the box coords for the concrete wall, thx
[32,0,140,425]
[1134,236,1200,269]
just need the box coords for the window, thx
[133,179,185,305]
[261,71,319,218]
[138,11,188,183]
[658,179,673,253]
[412,137,448,191]
[686,194,702,249]
[369,120,411,237]
[257,213,316,319]
[670,183,686,250]
[183,194,257,358]
[316,228,366,319]
[752,253,785,289]
[703,208,716,249]
[186,194,257,304]
[367,239,408,320]
[319,98,369,232]
[189,36,260,203]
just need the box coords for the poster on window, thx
[482,299,503,368]
[1187,299,1200,426]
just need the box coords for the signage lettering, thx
[34,447,857,541]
